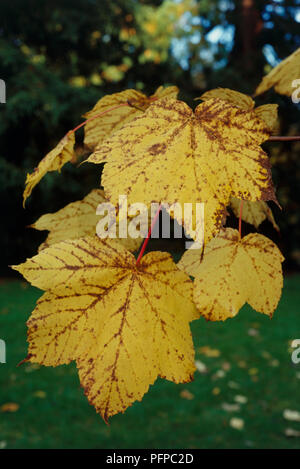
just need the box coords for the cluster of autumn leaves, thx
[13,48,300,421]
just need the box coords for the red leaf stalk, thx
[136,204,162,265]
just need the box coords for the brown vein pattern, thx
[83,86,179,151]
[13,238,197,422]
[178,228,284,321]
[88,97,276,243]
[230,197,279,231]
[32,189,144,253]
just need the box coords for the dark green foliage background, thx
[0,0,299,273]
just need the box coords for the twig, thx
[268,135,300,142]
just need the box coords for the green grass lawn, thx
[0,276,299,449]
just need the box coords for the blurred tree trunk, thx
[230,0,264,84]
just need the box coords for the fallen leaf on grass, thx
[180,389,194,400]
[33,391,47,399]
[238,360,247,369]
[261,351,272,359]
[198,346,221,358]
[222,403,241,412]
[283,409,300,422]
[228,381,240,389]
[269,359,280,367]
[234,395,248,404]
[251,376,259,382]
[195,360,208,374]
[212,370,226,380]
[222,362,231,371]
[0,403,19,413]
[285,428,300,438]
[229,417,245,430]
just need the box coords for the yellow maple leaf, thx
[255,48,300,97]
[230,197,279,231]
[31,189,144,252]
[12,237,197,421]
[83,85,179,150]
[180,389,194,400]
[254,104,280,134]
[178,228,284,321]
[199,88,279,133]
[23,132,75,206]
[199,88,255,110]
[88,97,275,243]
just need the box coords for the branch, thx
[268,135,300,142]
